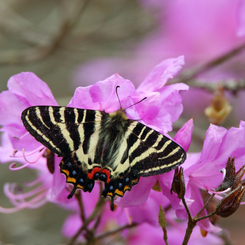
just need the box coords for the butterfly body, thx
[22,105,186,210]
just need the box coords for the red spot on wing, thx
[101,168,111,183]
[88,166,101,180]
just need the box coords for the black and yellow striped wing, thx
[21,105,186,210]
[21,106,100,156]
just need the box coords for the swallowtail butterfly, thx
[21,97,186,210]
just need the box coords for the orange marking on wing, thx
[107,192,113,197]
[115,189,123,197]
[124,186,130,191]
[132,178,139,184]
[61,169,70,177]
[76,184,84,190]
[67,176,76,183]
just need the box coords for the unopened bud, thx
[215,157,235,192]
[204,85,232,125]
[152,180,162,192]
[45,149,55,174]
[216,184,245,218]
[171,167,185,199]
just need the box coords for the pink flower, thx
[176,121,245,231]
[70,56,188,134]
[0,72,58,213]
[0,57,188,215]
[126,222,224,245]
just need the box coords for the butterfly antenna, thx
[124,97,147,111]
[116,85,123,109]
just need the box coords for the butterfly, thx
[21,95,186,210]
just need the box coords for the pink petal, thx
[7,72,57,106]
[137,56,185,92]
[237,0,245,37]
[0,91,28,126]
[69,74,136,112]
[62,214,83,238]
[115,176,156,207]
[200,124,227,163]
[174,118,193,152]
[158,171,183,210]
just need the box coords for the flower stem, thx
[96,223,137,240]
[68,184,106,245]
[195,193,215,219]
[181,197,197,245]
[182,219,196,245]
[75,191,86,222]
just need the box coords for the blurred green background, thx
[0,0,244,244]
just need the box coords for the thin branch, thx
[182,219,196,245]
[175,41,245,84]
[95,223,137,240]
[0,0,91,65]
[49,0,91,53]
[195,211,217,222]
[75,191,86,223]
[194,193,215,219]
[181,197,193,221]
[186,78,245,95]
[68,183,105,245]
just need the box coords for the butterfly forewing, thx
[126,122,186,177]
[21,106,100,157]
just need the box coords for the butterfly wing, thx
[21,106,101,157]
[22,105,104,193]
[101,120,186,206]
[112,120,186,177]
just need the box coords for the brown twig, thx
[75,191,86,223]
[68,184,106,245]
[0,0,91,65]
[184,78,245,95]
[175,41,245,84]
[95,223,137,240]
[181,193,217,245]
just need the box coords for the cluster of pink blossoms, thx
[0,56,244,244]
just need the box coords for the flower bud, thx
[204,85,232,125]
[215,157,235,192]
[45,149,55,174]
[171,167,185,199]
[216,157,245,192]
[152,180,162,192]
[216,184,245,218]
